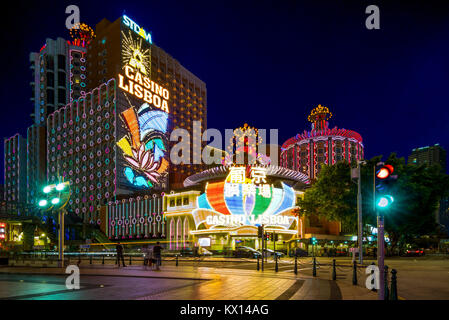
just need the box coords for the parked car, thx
[233,246,262,258]
[403,249,424,257]
[199,248,213,256]
[264,249,284,257]
[289,248,308,257]
[179,248,195,256]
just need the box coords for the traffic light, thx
[274,234,279,242]
[257,225,263,238]
[375,163,397,209]
[264,233,270,241]
[309,237,317,245]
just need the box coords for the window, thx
[170,199,175,207]
[58,55,66,69]
[183,197,189,206]
[46,74,54,87]
[58,89,66,104]
[176,198,182,206]
[46,89,54,103]
[46,56,54,70]
[58,72,66,86]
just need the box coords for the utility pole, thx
[377,210,385,300]
[357,161,364,265]
[353,160,366,265]
[58,209,65,268]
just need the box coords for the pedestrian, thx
[116,242,126,267]
[153,241,162,270]
[143,244,153,270]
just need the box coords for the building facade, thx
[280,105,364,179]
[408,143,446,172]
[30,37,88,125]
[4,134,27,203]
[26,125,46,205]
[87,15,208,190]
[408,143,448,234]
[46,80,116,224]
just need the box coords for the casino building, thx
[280,105,364,179]
[87,15,208,190]
[164,164,309,252]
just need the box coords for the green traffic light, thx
[56,183,65,191]
[43,185,52,193]
[377,195,394,208]
[51,198,60,205]
[38,199,48,207]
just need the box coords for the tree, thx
[297,161,357,231]
[297,153,449,254]
[364,153,449,253]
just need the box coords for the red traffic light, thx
[376,165,394,179]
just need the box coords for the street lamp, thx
[37,180,71,268]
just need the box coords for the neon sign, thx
[195,166,297,227]
[117,102,169,189]
[122,15,152,44]
[118,65,170,113]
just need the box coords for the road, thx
[1,256,447,300]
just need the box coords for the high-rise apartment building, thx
[30,37,87,125]
[26,125,47,205]
[87,16,207,191]
[4,134,27,203]
[408,143,447,172]
[408,144,449,235]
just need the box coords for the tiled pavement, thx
[0,265,378,300]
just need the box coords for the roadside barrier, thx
[275,255,279,272]
[294,255,298,275]
[353,260,358,285]
[390,269,398,300]
[384,265,389,300]
[332,259,336,280]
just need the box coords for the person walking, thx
[116,242,126,267]
[153,241,162,270]
[143,244,153,270]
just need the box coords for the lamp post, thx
[38,180,71,268]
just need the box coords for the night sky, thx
[1,0,449,183]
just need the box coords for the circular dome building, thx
[280,105,364,180]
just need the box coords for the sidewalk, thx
[0,264,378,300]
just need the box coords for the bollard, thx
[332,259,336,280]
[129,255,132,265]
[384,265,389,300]
[352,260,357,285]
[102,255,105,265]
[275,255,279,272]
[313,257,317,277]
[370,262,377,292]
[294,255,298,275]
[90,255,92,265]
[176,254,179,267]
[389,269,398,300]
[257,255,260,271]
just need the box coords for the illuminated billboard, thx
[116,16,169,193]
[194,166,297,229]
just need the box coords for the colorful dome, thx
[197,181,296,225]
